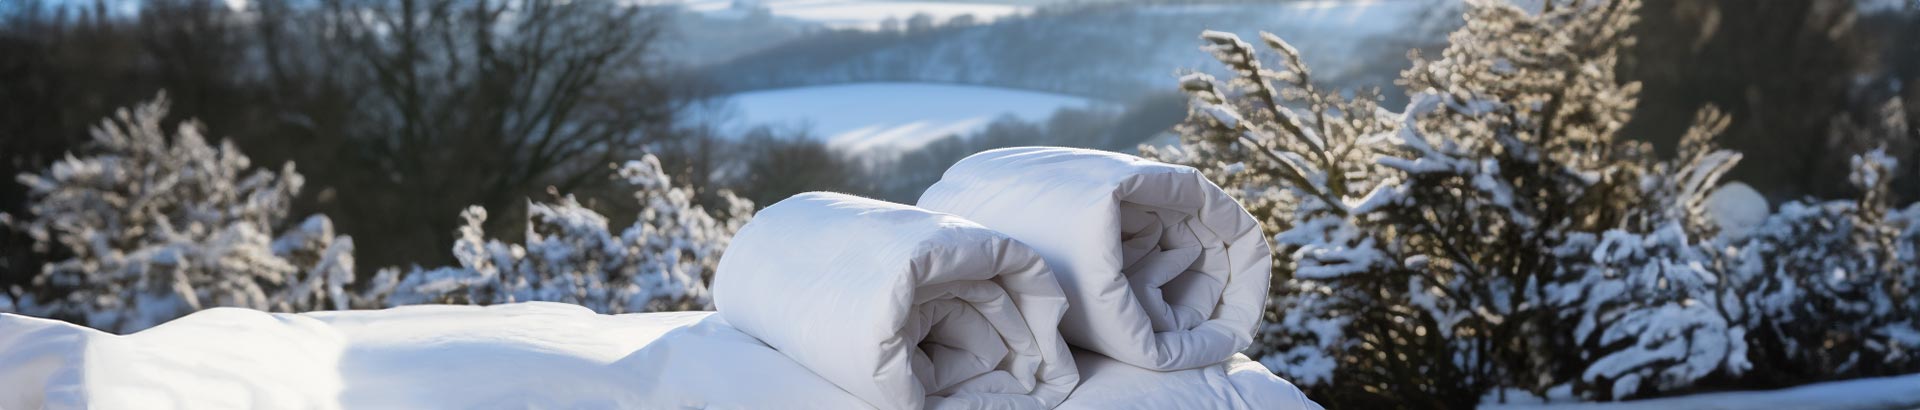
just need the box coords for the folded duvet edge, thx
[712,192,1078,410]
[918,147,1273,372]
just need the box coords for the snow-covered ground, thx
[1479,373,1920,410]
[677,0,1029,30]
[720,82,1106,154]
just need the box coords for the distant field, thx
[720,82,1106,154]
[677,0,1030,29]
[702,0,1452,101]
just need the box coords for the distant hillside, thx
[717,82,1107,154]
[702,0,1457,101]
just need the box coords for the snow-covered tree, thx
[1545,107,1750,400]
[272,215,358,312]
[1727,143,1920,383]
[1,95,354,332]
[1150,0,1767,405]
[365,154,753,313]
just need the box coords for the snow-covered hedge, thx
[362,155,754,313]
[1150,0,1919,407]
[0,95,756,330]
[1,95,354,333]
[1728,149,1920,382]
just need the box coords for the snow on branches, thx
[2,94,353,332]
[1155,0,1917,406]
[366,154,754,313]
[1726,149,1920,380]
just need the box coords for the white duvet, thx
[0,303,1317,410]
[0,302,702,409]
[710,192,1077,409]
[918,147,1273,371]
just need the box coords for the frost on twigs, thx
[3,94,353,332]
[1146,0,1845,406]
[366,153,754,313]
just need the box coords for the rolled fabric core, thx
[713,192,1077,410]
[919,147,1271,371]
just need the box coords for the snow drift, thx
[711,192,1078,409]
[918,147,1270,371]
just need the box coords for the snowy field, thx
[676,0,1029,30]
[720,82,1106,154]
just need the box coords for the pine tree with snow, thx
[1726,109,1920,384]
[1544,107,1751,400]
[2,94,355,332]
[1150,0,1768,405]
[365,154,753,313]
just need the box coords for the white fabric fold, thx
[0,303,715,409]
[1058,350,1323,410]
[711,192,1078,410]
[620,313,880,409]
[0,303,1319,410]
[918,147,1272,371]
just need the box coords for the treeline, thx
[0,0,816,289]
[704,2,1445,101]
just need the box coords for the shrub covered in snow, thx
[363,155,754,313]
[0,94,753,326]
[1152,0,1918,407]
[1727,151,1920,383]
[1,95,354,332]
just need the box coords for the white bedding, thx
[0,303,1316,410]
[619,313,879,409]
[0,303,706,409]
[918,147,1272,371]
[712,192,1077,410]
[1059,351,1323,410]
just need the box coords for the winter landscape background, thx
[3,0,1920,408]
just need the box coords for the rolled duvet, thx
[918,147,1271,371]
[712,192,1078,410]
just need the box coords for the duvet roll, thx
[918,147,1271,371]
[712,192,1077,410]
